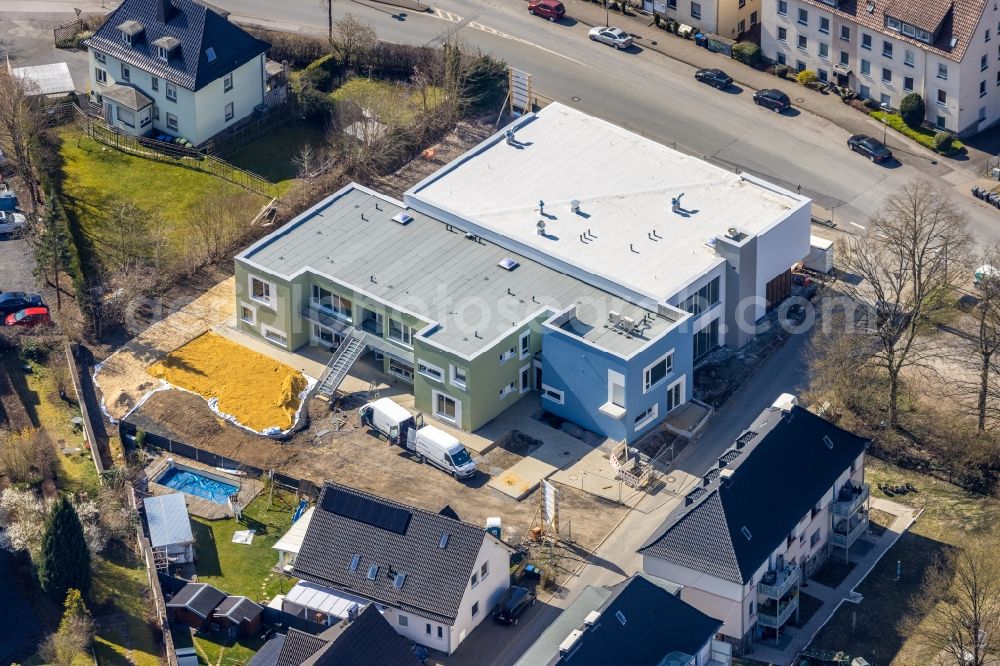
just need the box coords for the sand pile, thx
[148,331,308,432]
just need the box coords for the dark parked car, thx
[694,68,733,89]
[528,0,565,21]
[848,134,893,163]
[492,586,536,626]
[0,292,43,318]
[753,88,791,112]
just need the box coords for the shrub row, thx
[870,110,963,154]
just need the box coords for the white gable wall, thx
[449,536,512,654]
[192,54,266,145]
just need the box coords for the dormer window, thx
[157,46,168,61]
[885,16,934,43]
[152,36,181,63]
[116,20,144,46]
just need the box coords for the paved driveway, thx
[0,236,38,294]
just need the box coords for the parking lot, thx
[0,236,36,295]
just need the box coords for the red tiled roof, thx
[797,0,987,62]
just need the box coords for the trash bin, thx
[695,33,708,47]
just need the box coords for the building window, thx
[778,27,787,42]
[418,361,444,382]
[240,304,256,325]
[859,84,870,98]
[519,330,531,358]
[388,358,414,383]
[777,53,786,65]
[520,365,530,394]
[810,530,821,547]
[690,2,701,19]
[667,377,684,412]
[882,68,892,83]
[938,89,947,105]
[434,392,458,423]
[860,59,871,76]
[643,352,674,392]
[498,382,516,399]
[121,64,130,82]
[988,29,992,43]
[797,35,807,50]
[95,68,107,85]
[880,93,891,108]
[541,384,565,405]
[667,0,676,7]
[634,404,658,431]
[225,102,234,122]
[738,0,745,7]
[426,623,432,636]
[904,76,913,91]
[312,323,338,346]
[153,105,159,120]
[797,7,807,25]
[156,45,169,61]
[388,318,413,347]
[936,115,946,128]
[996,71,1000,86]
[819,43,829,60]
[797,60,806,72]
[819,16,829,34]
[861,33,871,50]
[777,0,787,15]
[839,51,849,67]
[438,626,443,639]
[224,73,233,92]
[166,81,177,101]
[472,602,479,618]
[471,572,479,588]
[981,80,988,97]
[904,49,914,67]
[984,54,990,71]
[882,41,892,58]
[122,31,132,45]
[151,76,159,91]
[398,614,408,627]
[94,51,106,63]
[450,365,467,389]
[678,277,720,315]
[311,286,352,321]
[250,276,274,307]
[116,106,135,128]
[610,374,625,408]
[979,106,987,122]
[840,25,850,41]
[938,63,948,80]
[693,319,719,362]
[262,326,288,347]
[481,562,489,580]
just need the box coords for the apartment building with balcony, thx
[638,399,870,654]
[646,0,762,41]
[761,0,996,136]
[234,103,810,442]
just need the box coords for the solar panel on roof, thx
[735,430,757,448]
[324,489,412,535]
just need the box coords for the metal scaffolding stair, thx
[315,330,367,400]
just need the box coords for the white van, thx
[406,425,477,479]
[359,398,419,444]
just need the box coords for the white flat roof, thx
[407,103,808,302]
[272,506,315,555]
[12,62,75,96]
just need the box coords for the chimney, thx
[156,0,171,22]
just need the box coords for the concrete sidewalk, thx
[560,0,971,171]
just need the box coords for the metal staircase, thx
[315,329,367,400]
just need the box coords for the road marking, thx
[849,221,866,229]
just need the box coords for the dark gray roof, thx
[640,406,870,583]
[248,633,286,666]
[214,596,262,623]
[276,630,329,666]
[166,583,226,618]
[516,575,718,666]
[84,0,268,91]
[305,606,418,666]
[101,83,154,111]
[292,482,507,624]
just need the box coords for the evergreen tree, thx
[38,496,91,601]
[32,190,73,310]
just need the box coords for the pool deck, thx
[145,454,264,520]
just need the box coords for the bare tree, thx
[915,542,1000,666]
[320,0,333,46]
[0,69,43,210]
[332,14,377,71]
[186,190,261,266]
[840,179,972,426]
[965,249,1000,431]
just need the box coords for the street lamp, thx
[606,0,610,26]
[880,102,889,144]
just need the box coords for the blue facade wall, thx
[540,325,693,443]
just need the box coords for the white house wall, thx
[449,538,511,654]
[192,55,266,144]
[753,202,810,321]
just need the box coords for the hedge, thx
[869,111,964,154]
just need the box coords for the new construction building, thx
[234,103,810,441]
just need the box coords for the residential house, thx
[638,400,870,654]
[761,0,998,135]
[212,596,264,639]
[515,574,731,666]
[166,582,227,630]
[647,0,762,41]
[249,605,418,666]
[83,0,269,145]
[234,103,810,442]
[143,492,194,564]
[288,482,514,655]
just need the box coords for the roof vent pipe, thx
[570,199,580,214]
[505,129,516,145]
[537,220,546,236]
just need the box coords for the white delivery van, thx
[405,425,477,479]
[359,398,419,444]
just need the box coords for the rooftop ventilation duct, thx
[559,629,584,655]
[584,610,601,628]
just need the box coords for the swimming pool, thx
[157,466,239,504]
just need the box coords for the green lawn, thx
[807,458,999,664]
[192,490,298,603]
[90,546,163,666]
[226,119,327,191]
[330,77,445,125]
[58,130,266,272]
[809,558,856,589]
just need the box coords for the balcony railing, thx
[758,593,799,629]
[301,304,352,332]
[831,481,870,518]
[758,564,801,600]
[830,511,869,549]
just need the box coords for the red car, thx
[5,306,51,327]
[528,0,565,21]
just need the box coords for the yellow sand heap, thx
[148,331,307,432]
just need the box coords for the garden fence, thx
[52,19,82,48]
[64,342,105,477]
[202,102,293,157]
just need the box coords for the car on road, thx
[528,0,565,21]
[0,292,44,319]
[695,68,733,89]
[588,26,633,49]
[492,585,536,626]
[5,306,51,328]
[847,134,893,163]
[0,210,26,235]
[753,88,791,113]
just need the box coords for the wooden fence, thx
[77,107,279,198]
[53,19,83,48]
